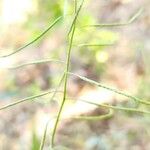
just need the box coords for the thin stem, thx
[51,0,84,147]
[49,72,65,102]
[72,109,113,120]
[84,8,143,28]
[77,43,114,47]
[8,59,64,69]
[51,25,76,148]
[0,90,62,111]
[81,99,150,114]
[39,121,49,150]
[0,16,62,57]
[69,72,150,106]
[68,0,84,35]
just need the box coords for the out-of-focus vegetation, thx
[0,0,150,149]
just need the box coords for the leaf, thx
[8,59,64,69]
[84,8,143,27]
[0,90,62,111]
[0,16,62,57]
[68,72,150,106]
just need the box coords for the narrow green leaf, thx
[0,16,62,57]
[0,90,61,111]
[81,99,150,115]
[77,43,114,47]
[8,59,64,69]
[85,8,143,28]
[68,72,150,106]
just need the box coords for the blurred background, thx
[0,0,150,149]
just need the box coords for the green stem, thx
[39,121,49,150]
[49,72,65,102]
[51,24,76,148]
[68,0,84,35]
[51,0,84,147]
